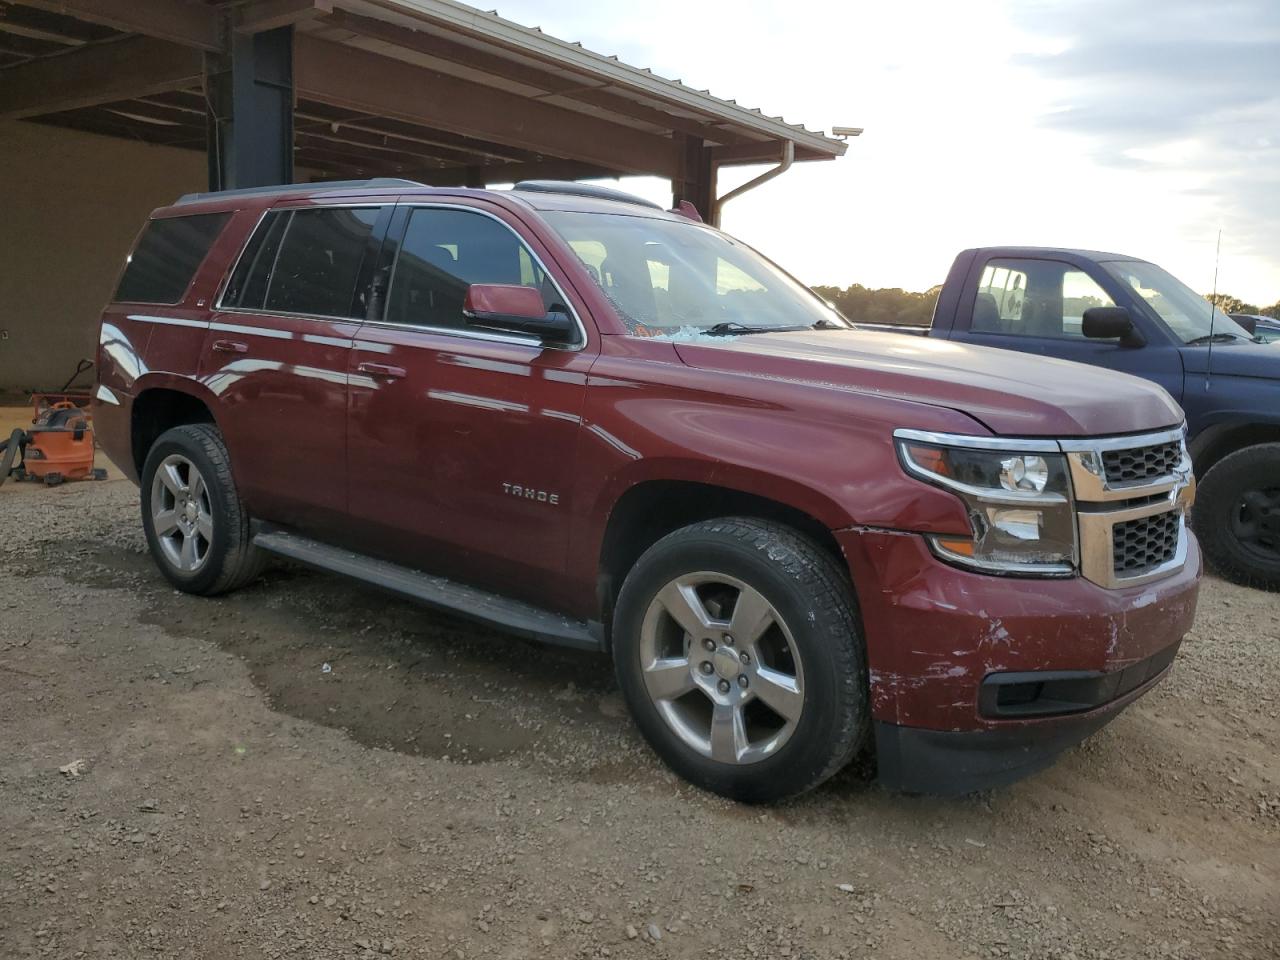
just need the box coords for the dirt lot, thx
[2,476,1277,960]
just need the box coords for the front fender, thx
[565,340,984,592]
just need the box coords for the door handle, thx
[212,339,248,354]
[357,361,407,380]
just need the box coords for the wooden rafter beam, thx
[0,35,203,120]
[29,109,205,149]
[293,98,542,163]
[8,0,222,51]
[319,10,754,149]
[293,34,680,177]
[427,159,622,188]
[294,129,457,171]
[0,18,84,44]
[236,0,332,35]
[710,140,836,166]
[293,119,502,168]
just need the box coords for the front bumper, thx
[837,528,1201,793]
[874,642,1177,794]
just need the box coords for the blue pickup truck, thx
[879,247,1279,591]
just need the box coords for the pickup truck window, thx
[544,211,842,336]
[385,208,554,329]
[1102,260,1254,344]
[973,258,1113,338]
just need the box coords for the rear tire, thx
[1194,443,1280,592]
[140,423,265,596]
[613,517,867,803]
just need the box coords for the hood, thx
[1180,339,1280,379]
[672,329,1183,437]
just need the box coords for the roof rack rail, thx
[513,180,662,210]
[175,178,428,206]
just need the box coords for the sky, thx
[488,0,1280,305]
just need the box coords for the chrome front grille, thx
[1061,428,1194,588]
[1113,511,1181,576]
[1102,440,1183,485]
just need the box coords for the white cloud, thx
[492,0,1280,305]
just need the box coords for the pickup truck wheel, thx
[140,424,265,596]
[613,518,867,803]
[1194,443,1280,591]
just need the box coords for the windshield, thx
[541,210,846,337]
[1102,260,1254,344]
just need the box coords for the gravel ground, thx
[1,477,1277,959]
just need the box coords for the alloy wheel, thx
[150,454,213,573]
[638,571,805,765]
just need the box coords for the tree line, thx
[1204,293,1280,319]
[812,284,1280,327]
[811,284,944,327]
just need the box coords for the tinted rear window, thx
[223,207,381,318]
[115,213,229,304]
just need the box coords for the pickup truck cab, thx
[924,247,1280,591]
[95,184,1199,801]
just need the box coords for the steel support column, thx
[206,25,295,190]
[673,134,716,223]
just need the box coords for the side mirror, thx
[463,284,575,345]
[1083,306,1144,347]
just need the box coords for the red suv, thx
[94,179,1200,801]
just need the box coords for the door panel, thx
[345,203,593,609]
[200,312,358,529]
[347,330,591,604]
[198,204,388,532]
[953,256,1185,402]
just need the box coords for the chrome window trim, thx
[127,314,210,329]
[377,202,589,353]
[357,317,572,351]
[892,428,1061,454]
[210,320,293,340]
[211,306,367,324]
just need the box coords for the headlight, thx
[895,431,1077,576]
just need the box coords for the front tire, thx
[613,518,867,803]
[1194,443,1280,591]
[140,423,265,596]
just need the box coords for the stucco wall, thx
[0,122,206,394]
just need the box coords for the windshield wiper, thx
[1185,332,1248,345]
[703,321,809,336]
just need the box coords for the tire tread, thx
[142,423,265,596]
[1194,442,1280,592]
[615,516,867,802]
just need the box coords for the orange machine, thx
[0,362,107,487]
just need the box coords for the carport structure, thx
[0,0,846,220]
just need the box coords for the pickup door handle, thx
[357,361,407,380]
[211,339,248,354]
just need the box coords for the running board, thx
[252,527,602,652]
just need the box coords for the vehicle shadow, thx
[49,538,897,804]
